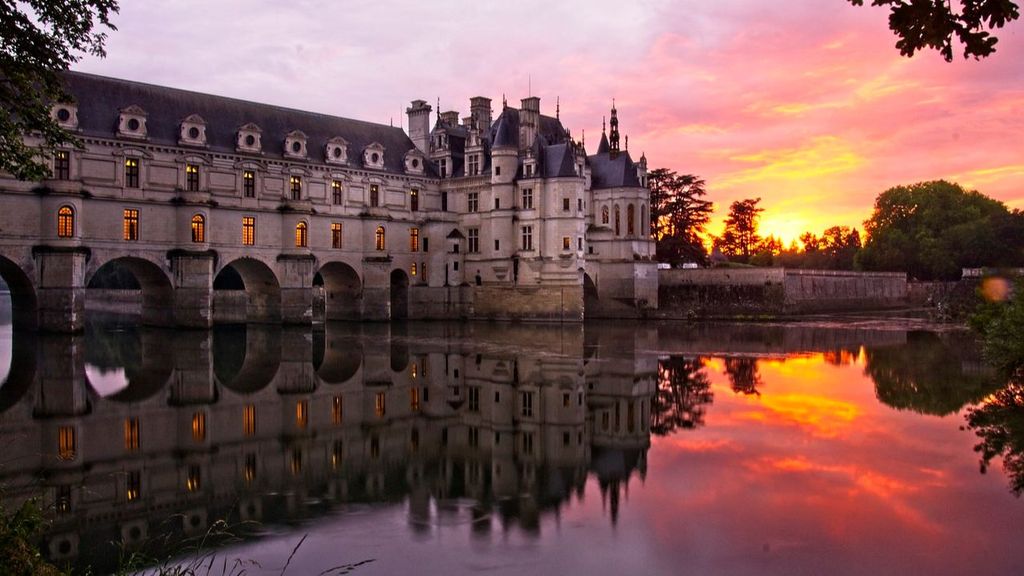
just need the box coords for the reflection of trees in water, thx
[724,357,762,396]
[966,380,1024,496]
[652,356,713,435]
[864,332,1001,416]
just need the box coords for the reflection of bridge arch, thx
[314,329,363,384]
[390,268,409,321]
[583,272,599,316]
[86,255,174,326]
[0,330,36,414]
[0,254,38,330]
[213,324,280,393]
[215,258,281,323]
[83,325,174,403]
[317,261,362,321]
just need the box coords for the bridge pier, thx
[34,247,87,333]
[168,331,215,405]
[170,251,215,329]
[361,259,392,321]
[278,255,315,325]
[33,334,88,417]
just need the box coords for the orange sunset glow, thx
[73,1,1024,246]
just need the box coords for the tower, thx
[609,101,620,158]
[406,100,432,154]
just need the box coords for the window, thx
[468,191,479,212]
[423,237,429,252]
[410,388,420,411]
[123,209,139,241]
[242,216,255,245]
[494,239,500,251]
[441,192,448,211]
[469,387,480,412]
[332,180,343,204]
[370,184,380,207]
[186,465,201,492]
[421,261,427,278]
[495,198,501,210]
[627,204,636,236]
[410,262,417,276]
[467,154,480,175]
[243,170,256,197]
[57,206,74,238]
[578,198,583,211]
[641,205,648,237]
[126,471,141,502]
[521,225,533,251]
[192,411,206,442]
[468,228,479,253]
[332,396,343,425]
[58,426,76,461]
[614,205,621,235]
[439,158,448,178]
[562,236,571,251]
[525,164,534,178]
[124,158,140,188]
[295,221,308,247]
[186,163,199,191]
[375,225,386,251]
[191,214,205,243]
[410,227,420,252]
[331,222,343,249]
[375,392,386,417]
[563,198,570,211]
[495,166,501,176]
[578,237,583,251]
[522,188,533,209]
[602,205,609,224]
[522,391,534,417]
[290,175,302,200]
[243,405,256,436]
[54,150,70,180]
[245,454,257,482]
[410,188,419,211]
[296,400,308,429]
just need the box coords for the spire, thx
[625,134,628,151]
[556,96,560,120]
[602,116,606,133]
[609,101,620,158]
[502,93,507,108]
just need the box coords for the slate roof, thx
[588,150,642,189]
[59,71,428,175]
[487,107,569,148]
[596,132,610,154]
[543,143,578,178]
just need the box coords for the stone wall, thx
[471,285,583,322]
[657,268,908,318]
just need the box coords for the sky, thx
[74,0,1024,245]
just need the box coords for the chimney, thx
[519,96,540,150]
[440,110,460,126]
[406,99,432,154]
[470,96,492,133]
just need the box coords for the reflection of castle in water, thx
[0,321,657,570]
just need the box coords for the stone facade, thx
[0,72,657,331]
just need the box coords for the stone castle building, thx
[0,72,657,331]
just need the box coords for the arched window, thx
[375,225,386,251]
[641,204,648,237]
[191,214,205,243]
[295,221,308,247]
[57,205,74,238]
[601,205,609,225]
[410,262,417,276]
[627,204,636,236]
[614,205,621,236]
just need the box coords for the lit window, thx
[58,426,76,461]
[410,227,420,252]
[124,418,140,451]
[410,188,419,211]
[410,262,417,276]
[521,188,533,210]
[57,206,74,238]
[54,150,70,180]
[124,158,140,188]
[291,449,303,476]
[186,163,199,191]
[244,454,257,483]
[242,216,255,245]
[243,404,256,436]
[192,411,206,442]
[186,465,201,492]
[191,214,205,243]
[521,225,533,251]
[468,228,479,253]
[410,388,420,412]
[126,471,141,502]
[375,225,386,251]
[123,209,139,241]
[331,440,343,469]
[289,175,302,200]
[332,395,343,425]
[562,236,571,251]
[468,191,479,212]
[332,180,343,204]
[243,170,256,197]
[295,221,308,247]
[296,400,308,429]
[331,222,343,249]
[370,184,380,207]
[375,392,386,417]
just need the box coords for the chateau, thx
[0,72,657,331]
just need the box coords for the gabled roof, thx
[60,71,429,175]
[588,150,642,189]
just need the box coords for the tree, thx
[848,0,1020,61]
[0,1,119,180]
[648,168,714,265]
[858,180,1024,280]
[651,356,714,435]
[716,198,763,263]
[724,357,762,396]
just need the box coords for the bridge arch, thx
[214,257,281,323]
[316,261,362,321]
[86,256,174,326]
[0,254,37,331]
[584,272,599,316]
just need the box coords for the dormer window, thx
[236,123,263,154]
[284,130,308,160]
[404,150,425,174]
[325,137,348,165]
[363,142,385,169]
[524,163,535,178]
[52,103,79,130]
[117,105,148,139]
[179,114,208,146]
